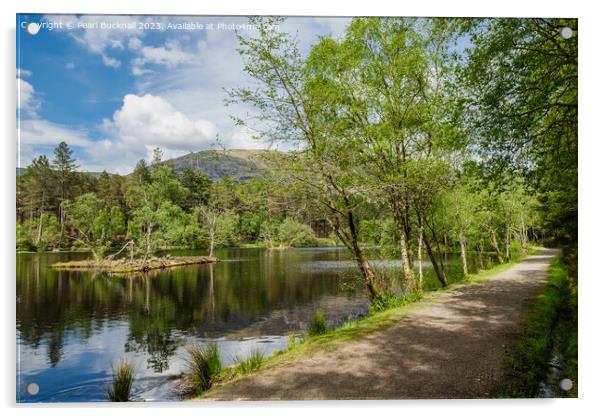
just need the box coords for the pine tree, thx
[52,141,78,244]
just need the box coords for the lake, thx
[16,247,497,402]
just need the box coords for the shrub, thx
[185,342,222,394]
[308,310,327,336]
[107,359,135,402]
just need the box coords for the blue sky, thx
[16,14,351,173]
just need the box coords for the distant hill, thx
[17,149,269,182]
[162,149,267,181]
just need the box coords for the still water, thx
[16,247,496,402]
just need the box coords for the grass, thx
[496,254,578,397]
[107,359,135,402]
[308,310,327,336]
[370,292,424,314]
[233,349,265,375]
[185,343,223,394]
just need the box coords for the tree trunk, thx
[443,234,449,262]
[490,228,504,264]
[459,234,468,277]
[520,214,528,253]
[332,210,380,301]
[59,186,65,246]
[144,223,153,262]
[346,211,379,300]
[208,213,216,257]
[35,191,45,247]
[388,192,416,292]
[478,238,485,270]
[417,223,424,291]
[504,224,511,262]
[424,218,448,287]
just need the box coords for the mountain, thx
[162,149,267,181]
[16,149,268,182]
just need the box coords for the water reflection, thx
[16,247,497,402]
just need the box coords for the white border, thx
[2,1,599,415]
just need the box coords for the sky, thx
[16,14,351,174]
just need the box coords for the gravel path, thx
[203,248,559,400]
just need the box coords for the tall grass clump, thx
[234,349,264,375]
[308,310,327,336]
[370,292,423,314]
[107,359,135,402]
[185,342,222,394]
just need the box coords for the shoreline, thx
[192,250,540,400]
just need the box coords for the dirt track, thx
[203,248,559,400]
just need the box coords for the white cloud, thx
[65,62,75,69]
[16,68,32,78]
[42,15,146,69]
[225,126,268,149]
[128,37,142,50]
[17,78,38,117]
[103,93,219,153]
[18,119,95,169]
[131,40,194,75]
[19,119,93,148]
[101,53,121,69]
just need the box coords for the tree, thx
[127,165,190,260]
[152,147,163,166]
[462,18,577,247]
[63,193,125,259]
[230,16,381,299]
[260,218,317,249]
[97,172,128,225]
[198,178,238,257]
[441,185,478,277]
[132,159,151,185]
[179,166,211,211]
[302,17,463,290]
[21,156,55,247]
[52,142,78,244]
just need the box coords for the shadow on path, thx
[204,248,560,400]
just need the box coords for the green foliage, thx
[238,212,266,242]
[179,166,211,209]
[132,159,151,185]
[370,292,424,314]
[16,223,33,251]
[63,193,127,259]
[497,257,577,397]
[277,218,318,248]
[185,343,223,394]
[40,214,61,251]
[308,310,327,336]
[234,349,264,375]
[260,218,318,249]
[462,18,577,246]
[214,211,241,247]
[106,359,135,402]
[359,219,385,246]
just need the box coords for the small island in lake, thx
[51,255,217,273]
